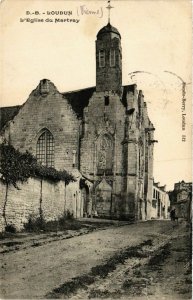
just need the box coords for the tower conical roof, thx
[97,23,121,38]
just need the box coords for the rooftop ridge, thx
[62,86,95,95]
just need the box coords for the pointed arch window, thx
[99,50,105,67]
[36,129,54,167]
[110,49,115,67]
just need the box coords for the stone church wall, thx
[0,177,81,232]
[81,92,126,174]
[80,91,127,218]
[3,80,80,171]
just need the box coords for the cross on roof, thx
[106,0,114,24]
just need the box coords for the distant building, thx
[169,181,192,221]
[151,181,170,219]
[174,181,192,192]
[174,181,192,203]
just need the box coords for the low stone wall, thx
[0,177,82,232]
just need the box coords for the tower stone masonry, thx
[96,23,122,94]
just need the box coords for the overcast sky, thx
[0,0,192,190]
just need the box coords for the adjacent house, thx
[151,181,170,219]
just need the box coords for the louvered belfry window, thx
[36,129,54,167]
[99,50,105,67]
[110,49,115,67]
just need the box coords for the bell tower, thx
[96,3,122,94]
[96,24,122,94]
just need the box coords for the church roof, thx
[97,23,121,38]
[0,105,21,130]
[63,87,95,119]
[0,84,136,130]
[63,85,135,118]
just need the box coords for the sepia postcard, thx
[0,0,192,299]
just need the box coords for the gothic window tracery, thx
[97,134,113,174]
[36,129,54,167]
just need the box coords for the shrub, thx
[0,143,75,186]
[57,211,73,227]
[64,210,74,220]
[23,215,45,232]
[24,210,76,232]
[5,224,16,233]
[0,143,75,227]
[34,165,75,185]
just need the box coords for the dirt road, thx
[0,220,191,299]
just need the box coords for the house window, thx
[99,50,105,67]
[110,49,115,67]
[36,129,54,167]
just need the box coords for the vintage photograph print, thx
[0,0,192,299]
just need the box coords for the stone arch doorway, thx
[80,185,89,217]
[95,178,112,218]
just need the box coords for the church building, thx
[0,20,156,221]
